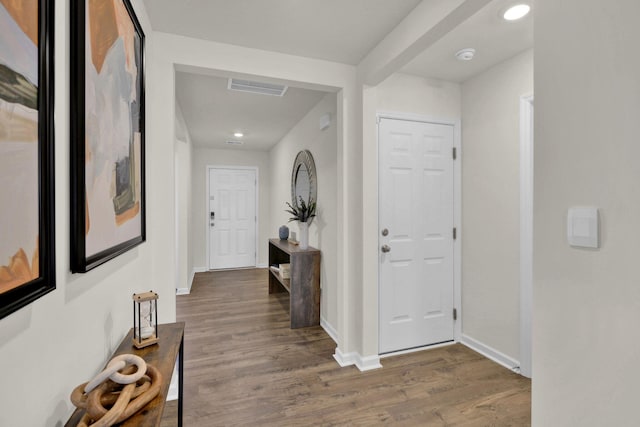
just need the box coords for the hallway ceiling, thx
[401,0,533,82]
[175,72,327,150]
[153,0,533,150]
[142,0,422,65]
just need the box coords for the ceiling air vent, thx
[225,140,244,146]
[228,78,288,96]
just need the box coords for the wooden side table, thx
[268,238,321,328]
[66,322,185,427]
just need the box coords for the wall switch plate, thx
[567,207,599,248]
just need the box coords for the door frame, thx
[205,165,259,270]
[376,111,462,354]
[519,95,534,378]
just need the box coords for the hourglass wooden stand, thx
[132,291,159,349]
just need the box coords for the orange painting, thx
[83,0,143,258]
[0,0,40,293]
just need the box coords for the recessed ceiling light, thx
[503,4,530,21]
[455,48,476,61]
[233,132,244,138]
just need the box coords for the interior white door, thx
[379,118,455,354]
[209,168,256,269]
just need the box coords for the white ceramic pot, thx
[299,222,309,249]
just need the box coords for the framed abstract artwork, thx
[71,0,146,273]
[0,0,55,319]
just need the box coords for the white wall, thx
[0,1,177,426]
[270,93,338,331]
[461,49,533,362]
[377,72,461,118]
[534,1,640,425]
[175,103,193,291]
[359,72,461,357]
[191,148,271,268]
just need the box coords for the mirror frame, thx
[291,150,317,206]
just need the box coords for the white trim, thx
[176,267,207,295]
[355,354,383,371]
[174,154,181,293]
[333,348,383,371]
[376,111,463,353]
[256,263,268,269]
[460,334,520,372]
[379,340,456,359]
[453,118,462,342]
[321,316,338,344]
[377,111,457,127]
[206,165,260,270]
[519,94,534,378]
[333,347,356,367]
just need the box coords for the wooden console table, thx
[66,322,185,427]
[268,238,321,328]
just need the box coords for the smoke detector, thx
[228,78,288,96]
[455,48,476,61]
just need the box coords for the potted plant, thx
[285,196,316,249]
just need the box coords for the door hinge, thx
[453,227,457,240]
[452,147,457,160]
[453,308,457,321]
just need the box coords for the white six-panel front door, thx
[209,168,256,269]
[379,118,455,354]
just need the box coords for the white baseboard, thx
[356,354,383,371]
[320,317,338,344]
[460,334,520,372]
[333,347,382,371]
[379,341,455,359]
[257,263,268,268]
[177,267,207,295]
[333,347,356,367]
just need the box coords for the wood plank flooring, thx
[161,268,530,426]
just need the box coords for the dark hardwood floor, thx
[161,268,530,426]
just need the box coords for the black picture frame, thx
[0,0,56,319]
[70,0,146,273]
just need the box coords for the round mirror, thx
[291,150,317,207]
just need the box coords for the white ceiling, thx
[143,0,423,65]
[402,0,533,82]
[175,72,327,150]
[151,0,533,150]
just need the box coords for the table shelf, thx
[269,267,291,292]
[268,238,321,328]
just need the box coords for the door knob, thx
[381,244,391,253]
[381,228,389,236]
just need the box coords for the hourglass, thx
[132,291,159,348]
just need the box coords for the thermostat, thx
[567,207,599,249]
